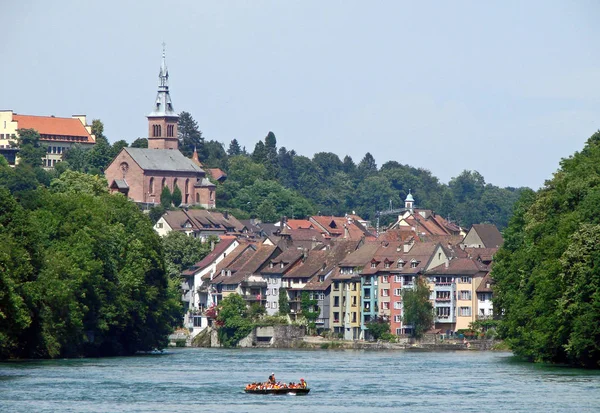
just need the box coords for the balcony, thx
[242,294,265,302]
[435,298,451,303]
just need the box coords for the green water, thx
[1,348,599,412]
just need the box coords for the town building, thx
[154,209,246,239]
[105,49,216,207]
[0,110,95,167]
[461,224,504,249]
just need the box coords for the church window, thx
[167,124,174,137]
[210,190,214,201]
[149,177,154,194]
[196,193,200,203]
[173,178,178,191]
[162,178,167,188]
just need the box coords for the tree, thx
[264,131,279,179]
[149,204,166,224]
[111,139,129,157]
[301,292,319,334]
[160,186,172,208]
[13,129,46,167]
[62,144,88,172]
[252,140,266,164]
[278,288,290,315]
[357,152,378,176]
[227,139,242,156]
[172,185,182,207]
[86,120,114,173]
[161,231,212,278]
[402,276,433,339]
[50,170,108,196]
[366,317,391,341]
[493,131,600,367]
[216,294,252,347]
[178,111,204,157]
[130,138,148,148]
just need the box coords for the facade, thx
[105,49,216,207]
[0,110,95,167]
[260,249,304,315]
[154,209,245,239]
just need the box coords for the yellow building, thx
[0,110,95,167]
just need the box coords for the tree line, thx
[57,112,525,229]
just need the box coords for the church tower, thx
[147,45,179,150]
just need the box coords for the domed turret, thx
[405,190,414,212]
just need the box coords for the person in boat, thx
[268,373,276,384]
[300,378,307,389]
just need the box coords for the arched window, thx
[162,177,167,188]
[157,125,162,137]
[185,179,190,203]
[149,177,154,194]
[173,178,178,191]
[196,193,200,203]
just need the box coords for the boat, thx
[244,379,310,395]
[244,387,310,395]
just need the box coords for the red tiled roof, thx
[426,258,489,275]
[182,236,237,276]
[13,114,95,142]
[286,219,314,230]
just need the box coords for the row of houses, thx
[170,195,502,341]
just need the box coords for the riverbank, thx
[175,326,503,351]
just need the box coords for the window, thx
[352,282,357,291]
[334,282,339,291]
[436,291,451,301]
[352,296,357,307]
[381,289,389,297]
[272,302,277,309]
[273,288,277,295]
[149,177,154,194]
[411,261,418,268]
[394,315,401,323]
[266,289,270,296]
[167,124,174,137]
[384,262,390,269]
[382,302,389,310]
[334,296,339,307]
[333,312,340,323]
[382,275,389,283]
[460,276,471,284]
[352,312,357,323]
[396,328,402,335]
[394,301,402,310]
[397,260,404,268]
[459,306,472,317]
[437,307,450,317]
[265,302,270,309]
[394,288,401,296]
[460,290,471,300]
[394,275,402,283]
[371,262,376,268]
[157,222,163,229]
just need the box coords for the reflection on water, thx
[1,349,599,412]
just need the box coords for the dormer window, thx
[411,261,418,268]
[371,262,376,268]
[397,261,405,269]
[384,261,390,269]
[227,270,232,276]
[269,262,274,269]
[319,275,325,282]
[280,262,285,269]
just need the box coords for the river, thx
[1,348,599,412]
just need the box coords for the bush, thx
[175,339,187,347]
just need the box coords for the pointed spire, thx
[192,146,202,166]
[149,44,176,117]
[159,42,169,88]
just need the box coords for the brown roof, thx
[303,240,361,290]
[261,249,304,275]
[309,215,372,240]
[230,244,281,280]
[470,224,504,248]
[13,114,95,142]
[182,236,237,276]
[426,258,489,276]
[464,247,499,263]
[338,241,381,268]
[207,168,227,182]
[210,243,257,283]
[162,209,245,233]
[476,273,494,293]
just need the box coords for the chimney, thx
[404,239,414,253]
[344,224,349,239]
[224,210,229,219]
[444,258,449,269]
[210,240,215,251]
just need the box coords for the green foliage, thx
[365,317,391,340]
[149,204,166,224]
[178,111,204,158]
[160,186,172,208]
[161,232,212,278]
[0,165,180,359]
[14,129,46,167]
[130,138,148,148]
[50,170,108,196]
[493,131,600,368]
[172,185,182,207]
[227,139,242,156]
[301,292,319,333]
[216,294,252,347]
[402,276,433,339]
[278,288,290,315]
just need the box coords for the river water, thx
[1,348,599,412]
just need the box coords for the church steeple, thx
[147,44,179,150]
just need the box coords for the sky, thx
[3,0,600,189]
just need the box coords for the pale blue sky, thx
[3,0,600,189]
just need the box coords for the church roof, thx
[124,148,205,173]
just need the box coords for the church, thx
[105,50,216,208]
